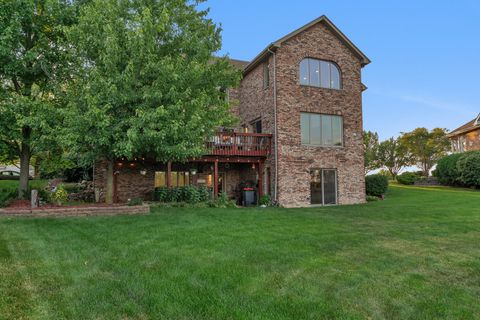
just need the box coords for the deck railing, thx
[206,132,272,157]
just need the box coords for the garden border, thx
[0,204,150,217]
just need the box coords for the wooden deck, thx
[206,132,272,157]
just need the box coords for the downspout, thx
[268,47,279,202]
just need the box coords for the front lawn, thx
[0,179,48,190]
[1,185,479,319]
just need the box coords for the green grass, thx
[0,179,48,190]
[1,185,479,319]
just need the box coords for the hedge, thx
[434,153,463,185]
[365,174,389,196]
[457,151,480,187]
[153,186,212,203]
[396,172,420,185]
[435,151,480,188]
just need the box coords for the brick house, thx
[447,114,480,152]
[94,15,371,207]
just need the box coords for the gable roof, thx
[243,15,371,75]
[447,113,480,137]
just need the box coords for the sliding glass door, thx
[310,169,337,205]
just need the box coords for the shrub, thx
[396,172,419,185]
[0,188,17,208]
[366,195,379,202]
[153,186,212,203]
[457,151,480,187]
[258,194,271,206]
[51,185,68,205]
[128,198,143,206]
[208,192,237,208]
[365,174,389,196]
[435,153,463,185]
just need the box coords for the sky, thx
[201,0,480,140]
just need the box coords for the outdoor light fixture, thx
[140,169,147,176]
[190,168,197,175]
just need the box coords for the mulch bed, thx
[4,200,128,211]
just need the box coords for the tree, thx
[0,0,80,197]
[64,0,240,203]
[399,127,450,176]
[363,131,380,174]
[376,137,410,180]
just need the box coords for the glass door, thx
[310,169,337,205]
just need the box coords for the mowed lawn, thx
[1,185,480,319]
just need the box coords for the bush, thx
[365,174,389,196]
[51,185,68,205]
[366,195,380,202]
[258,194,271,206]
[435,153,463,185]
[0,188,17,208]
[208,192,237,208]
[128,198,143,206]
[396,172,419,185]
[457,151,480,187]
[153,186,212,203]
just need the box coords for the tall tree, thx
[0,0,80,197]
[64,0,240,203]
[363,131,380,174]
[377,137,410,180]
[399,127,450,176]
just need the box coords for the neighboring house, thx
[447,114,480,152]
[94,15,370,207]
[0,163,35,177]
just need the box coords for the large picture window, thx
[299,58,341,89]
[301,113,343,147]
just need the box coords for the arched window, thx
[299,58,341,89]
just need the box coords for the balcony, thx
[206,132,272,157]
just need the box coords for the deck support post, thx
[213,160,219,199]
[258,160,263,201]
[166,161,172,188]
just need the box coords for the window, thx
[154,171,190,187]
[263,62,269,89]
[299,58,341,89]
[301,113,343,146]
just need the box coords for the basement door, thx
[310,169,337,205]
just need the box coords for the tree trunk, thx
[105,159,114,204]
[18,143,31,199]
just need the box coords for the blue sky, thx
[202,0,480,140]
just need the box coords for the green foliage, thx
[128,198,143,206]
[366,195,380,202]
[363,131,380,173]
[365,174,389,196]
[258,194,271,206]
[208,192,236,208]
[457,151,480,187]
[377,137,411,179]
[64,0,241,167]
[397,172,420,185]
[399,128,450,176]
[435,153,463,185]
[154,186,212,203]
[0,0,82,197]
[51,185,68,205]
[0,188,17,207]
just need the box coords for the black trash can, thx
[242,188,256,206]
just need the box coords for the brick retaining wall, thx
[0,205,150,218]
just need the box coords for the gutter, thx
[267,48,279,202]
